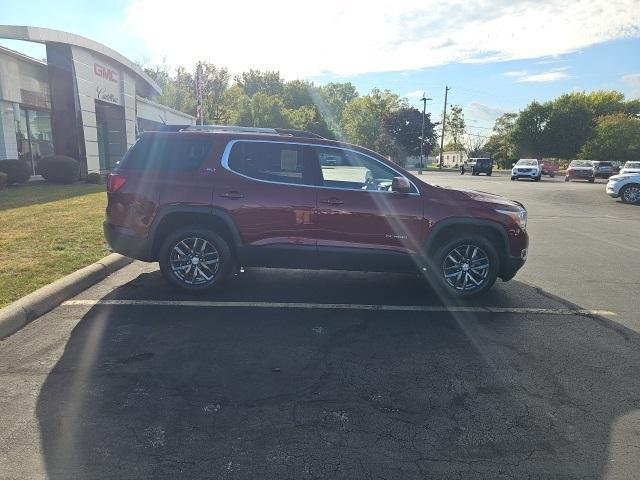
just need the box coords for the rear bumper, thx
[104,222,153,261]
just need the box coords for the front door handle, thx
[220,190,244,199]
[320,197,344,206]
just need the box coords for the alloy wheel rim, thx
[624,186,640,203]
[442,244,490,291]
[169,237,220,285]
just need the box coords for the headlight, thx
[610,176,629,182]
[496,208,527,231]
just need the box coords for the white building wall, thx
[70,46,100,172]
[122,71,136,148]
[0,101,18,160]
[136,96,195,126]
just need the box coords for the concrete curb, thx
[0,253,133,339]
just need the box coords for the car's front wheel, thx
[565,176,571,182]
[159,227,233,292]
[429,235,499,298]
[620,184,640,204]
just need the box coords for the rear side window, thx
[227,141,312,185]
[118,134,213,171]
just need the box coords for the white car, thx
[511,159,541,181]
[606,173,640,204]
[620,161,640,175]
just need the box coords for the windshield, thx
[624,162,640,169]
[516,159,538,166]
[570,160,594,167]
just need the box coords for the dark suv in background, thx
[470,157,493,176]
[105,126,529,298]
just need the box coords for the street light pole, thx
[418,93,431,175]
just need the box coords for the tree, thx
[465,135,488,158]
[486,112,518,161]
[234,70,284,97]
[511,101,550,157]
[383,107,436,161]
[282,80,316,109]
[341,89,405,152]
[581,114,640,162]
[444,105,466,150]
[201,63,231,124]
[317,82,359,136]
[543,94,594,158]
[249,93,288,128]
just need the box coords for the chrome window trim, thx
[220,139,421,195]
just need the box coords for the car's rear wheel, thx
[429,235,499,298]
[159,227,233,292]
[565,176,571,182]
[589,178,595,183]
[620,184,640,204]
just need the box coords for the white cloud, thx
[467,102,510,122]
[124,0,640,78]
[503,71,527,77]
[622,74,640,98]
[517,70,571,83]
[405,90,425,98]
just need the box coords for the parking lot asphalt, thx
[1,172,640,479]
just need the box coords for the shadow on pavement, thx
[36,271,640,479]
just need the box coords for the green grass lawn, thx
[0,183,109,308]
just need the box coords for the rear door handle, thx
[220,190,244,199]
[320,197,344,206]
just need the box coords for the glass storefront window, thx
[15,108,54,176]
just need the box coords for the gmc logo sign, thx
[94,63,118,83]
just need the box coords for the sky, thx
[1,0,639,135]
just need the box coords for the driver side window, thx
[314,147,400,192]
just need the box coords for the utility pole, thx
[418,93,431,175]
[439,86,450,168]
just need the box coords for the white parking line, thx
[62,299,616,316]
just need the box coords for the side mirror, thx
[392,176,412,193]
[512,162,516,167]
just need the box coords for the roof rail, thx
[180,125,279,134]
[158,124,325,139]
[273,128,324,139]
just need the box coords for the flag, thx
[195,62,203,124]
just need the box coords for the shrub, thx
[0,159,31,184]
[85,172,103,184]
[0,171,7,190]
[39,155,80,184]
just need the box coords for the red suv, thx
[104,126,528,297]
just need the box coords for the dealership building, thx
[0,25,194,175]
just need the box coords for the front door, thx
[308,145,425,271]
[216,140,318,267]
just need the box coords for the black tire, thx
[511,177,516,181]
[534,175,541,182]
[620,184,640,204]
[159,227,233,292]
[428,234,499,298]
[487,171,492,176]
[588,178,595,183]
[550,173,555,178]
[565,176,571,182]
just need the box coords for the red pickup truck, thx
[540,159,559,178]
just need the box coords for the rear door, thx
[309,145,424,271]
[215,140,318,267]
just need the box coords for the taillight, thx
[107,173,126,193]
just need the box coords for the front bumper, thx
[606,183,620,197]
[512,170,539,178]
